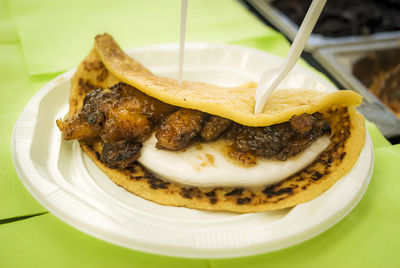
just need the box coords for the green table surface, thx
[1,0,400,267]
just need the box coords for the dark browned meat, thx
[155,108,207,150]
[231,123,290,158]
[201,115,232,141]
[58,82,332,169]
[101,108,153,142]
[276,135,319,160]
[58,83,178,142]
[101,139,142,169]
[56,88,110,140]
[56,113,102,140]
[290,113,314,134]
[114,83,178,124]
[81,89,108,126]
[229,113,330,161]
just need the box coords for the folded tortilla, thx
[67,33,365,212]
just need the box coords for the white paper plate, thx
[12,43,373,258]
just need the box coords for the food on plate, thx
[57,33,365,212]
[352,49,400,118]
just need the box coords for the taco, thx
[57,34,365,213]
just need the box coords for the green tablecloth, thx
[1,0,400,267]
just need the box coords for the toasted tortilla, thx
[67,33,365,212]
[94,33,362,126]
[69,48,121,115]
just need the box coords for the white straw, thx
[178,0,188,86]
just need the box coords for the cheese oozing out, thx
[137,134,331,188]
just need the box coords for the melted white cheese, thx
[138,134,330,188]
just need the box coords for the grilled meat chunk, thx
[57,88,109,140]
[200,115,232,141]
[231,123,289,158]
[101,108,152,142]
[114,83,178,124]
[57,83,177,142]
[81,88,111,125]
[289,113,315,134]
[101,139,142,169]
[155,108,207,150]
[230,113,331,161]
[56,113,102,140]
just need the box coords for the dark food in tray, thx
[272,0,400,37]
[353,49,400,118]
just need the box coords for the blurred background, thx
[243,0,400,143]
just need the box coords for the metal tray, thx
[245,0,400,52]
[314,40,400,138]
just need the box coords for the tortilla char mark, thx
[80,105,357,212]
[69,48,121,115]
[260,106,351,203]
